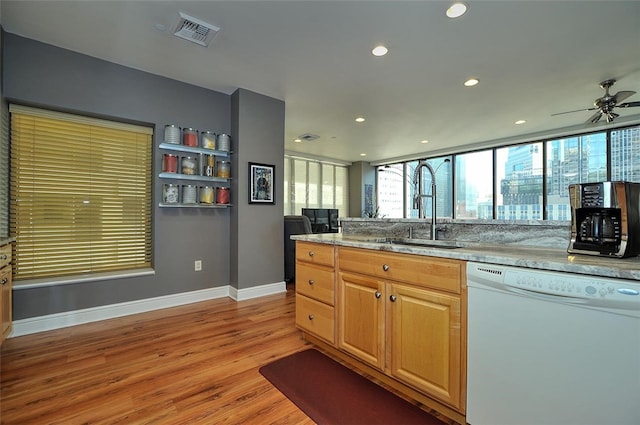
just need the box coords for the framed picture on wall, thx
[249,162,275,204]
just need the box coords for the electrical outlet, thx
[194,260,202,271]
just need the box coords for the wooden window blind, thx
[9,105,153,280]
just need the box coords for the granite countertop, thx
[292,233,640,281]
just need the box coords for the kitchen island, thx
[291,233,640,425]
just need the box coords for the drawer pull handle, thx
[308,251,315,257]
[375,291,382,299]
[308,314,314,320]
[382,264,390,271]
[389,295,397,302]
[308,280,315,285]
[1,278,7,285]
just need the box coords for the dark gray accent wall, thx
[230,89,285,290]
[2,33,282,319]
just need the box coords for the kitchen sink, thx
[383,238,463,249]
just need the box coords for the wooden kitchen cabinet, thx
[0,241,13,345]
[337,246,466,413]
[389,282,462,409]
[338,271,385,370]
[295,241,336,344]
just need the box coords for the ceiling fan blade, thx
[618,101,640,108]
[613,90,636,104]
[587,111,603,124]
[551,107,597,116]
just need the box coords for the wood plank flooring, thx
[0,284,315,424]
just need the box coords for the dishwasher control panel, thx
[467,263,640,315]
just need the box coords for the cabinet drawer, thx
[296,294,335,344]
[296,242,334,267]
[296,263,335,305]
[338,247,463,293]
[0,244,11,269]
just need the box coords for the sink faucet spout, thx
[413,160,438,240]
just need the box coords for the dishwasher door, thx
[467,265,640,425]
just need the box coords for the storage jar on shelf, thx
[183,128,198,147]
[216,160,231,178]
[217,187,230,204]
[162,153,178,173]
[181,156,198,175]
[162,184,180,204]
[164,124,181,144]
[202,154,215,177]
[217,134,231,152]
[182,184,198,204]
[201,131,216,149]
[199,186,214,204]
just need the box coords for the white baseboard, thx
[229,281,287,301]
[11,281,286,337]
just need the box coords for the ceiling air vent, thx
[173,12,220,47]
[299,133,320,142]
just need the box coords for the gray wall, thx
[349,161,376,217]
[231,89,285,290]
[3,33,284,319]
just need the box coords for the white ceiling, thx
[2,1,640,164]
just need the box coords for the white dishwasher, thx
[466,262,640,425]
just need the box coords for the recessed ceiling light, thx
[420,140,429,144]
[464,78,479,87]
[446,2,468,18]
[515,120,526,125]
[294,138,302,143]
[372,45,388,57]
[360,153,367,157]
[355,117,366,123]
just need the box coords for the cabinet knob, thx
[308,251,315,257]
[0,255,7,260]
[308,314,314,320]
[375,291,382,299]
[389,295,397,302]
[382,264,390,271]
[1,278,7,285]
[308,279,315,285]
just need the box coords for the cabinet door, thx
[389,283,462,409]
[338,271,385,370]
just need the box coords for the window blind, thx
[0,103,9,239]
[9,105,152,280]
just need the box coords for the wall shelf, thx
[158,135,232,208]
[159,142,230,158]
[158,172,230,183]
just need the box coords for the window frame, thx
[376,123,640,221]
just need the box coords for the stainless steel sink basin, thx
[383,238,463,249]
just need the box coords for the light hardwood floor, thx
[0,284,315,424]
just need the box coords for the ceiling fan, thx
[552,79,640,123]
